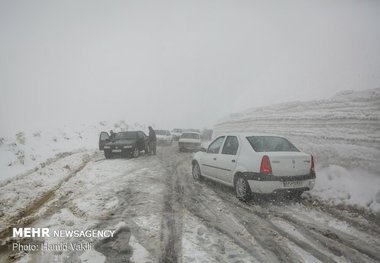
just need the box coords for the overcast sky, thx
[1,0,380,135]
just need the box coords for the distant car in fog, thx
[156,130,173,145]
[179,132,201,152]
[191,133,316,201]
[171,128,183,141]
[99,131,148,159]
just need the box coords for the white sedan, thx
[179,132,202,152]
[192,133,316,201]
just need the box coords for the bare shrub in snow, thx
[16,132,25,144]
[16,150,25,165]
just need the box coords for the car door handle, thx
[213,158,217,161]
[232,160,236,163]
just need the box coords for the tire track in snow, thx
[0,151,96,241]
[157,149,185,263]
[213,187,380,263]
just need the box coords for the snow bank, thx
[309,165,380,212]
[0,151,94,235]
[0,120,146,182]
[214,88,380,212]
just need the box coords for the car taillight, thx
[310,155,315,173]
[260,155,272,175]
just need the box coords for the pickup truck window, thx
[246,136,299,152]
[222,136,239,155]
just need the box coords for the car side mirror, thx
[200,147,206,152]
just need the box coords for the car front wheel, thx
[235,176,251,201]
[132,147,140,158]
[104,151,112,159]
[192,162,203,181]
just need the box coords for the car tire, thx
[192,162,203,181]
[234,175,251,202]
[104,151,112,159]
[132,147,140,158]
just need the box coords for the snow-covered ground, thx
[1,143,379,263]
[214,88,380,212]
[0,120,145,182]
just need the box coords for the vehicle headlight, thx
[104,146,111,149]
[123,145,132,149]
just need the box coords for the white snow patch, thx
[310,165,380,212]
[287,243,323,263]
[129,235,153,263]
[79,250,106,263]
[181,212,259,262]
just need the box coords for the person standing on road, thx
[148,126,157,155]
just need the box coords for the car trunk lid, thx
[266,152,311,176]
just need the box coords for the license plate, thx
[283,181,303,188]
[112,149,122,153]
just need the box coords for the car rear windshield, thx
[115,132,137,140]
[246,136,299,152]
[181,133,200,139]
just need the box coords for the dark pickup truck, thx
[99,131,149,159]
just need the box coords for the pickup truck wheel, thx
[192,162,203,181]
[235,176,251,202]
[132,147,140,158]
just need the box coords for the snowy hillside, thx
[0,120,147,182]
[216,88,380,172]
[215,88,380,211]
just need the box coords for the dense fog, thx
[1,0,380,136]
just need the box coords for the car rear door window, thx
[221,136,239,155]
[207,136,225,154]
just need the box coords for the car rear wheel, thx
[192,162,203,181]
[235,176,251,202]
[132,147,140,158]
